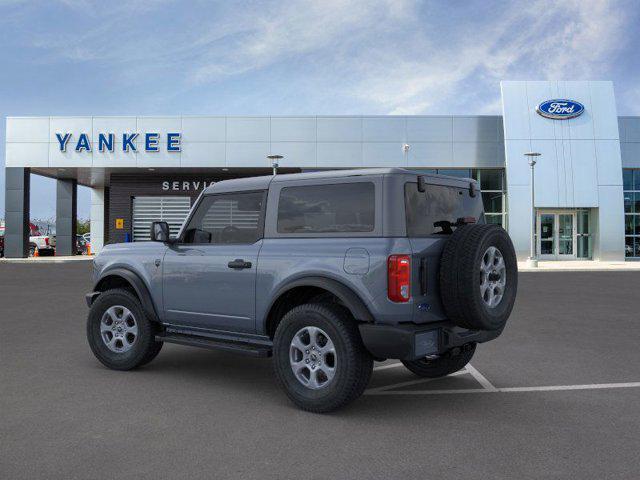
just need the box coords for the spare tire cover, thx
[439,224,518,331]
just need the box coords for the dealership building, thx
[4,80,640,260]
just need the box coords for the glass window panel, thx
[625,236,635,258]
[471,169,480,181]
[624,193,634,213]
[437,169,471,178]
[623,169,634,190]
[577,235,591,259]
[482,192,503,213]
[185,192,263,244]
[636,217,640,235]
[485,214,503,225]
[635,170,640,190]
[635,193,640,213]
[479,169,503,190]
[277,183,375,234]
[404,183,483,236]
[625,215,635,235]
[577,210,589,234]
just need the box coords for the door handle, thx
[228,259,252,269]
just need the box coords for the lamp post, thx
[267,154,283,176]
[525,152,541,268]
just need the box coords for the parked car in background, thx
[76,235,88,255]
[0,225,4,257]
[29,223,56,256]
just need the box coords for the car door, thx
[162,190,266,333]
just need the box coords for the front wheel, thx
[273,303,373,413]
[86,288,163,370]
[401,343,476,378]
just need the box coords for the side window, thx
[183,192,264,244]
[277,182,375,234]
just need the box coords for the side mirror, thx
[150,221,170,242]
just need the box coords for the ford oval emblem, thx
[536,99,584,120]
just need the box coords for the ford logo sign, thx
[536,99,584,120]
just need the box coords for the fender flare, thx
[264,276,374,329]
[93,268,160,322]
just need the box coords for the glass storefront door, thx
[536,210,578,260]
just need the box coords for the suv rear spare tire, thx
[440,224,517,331]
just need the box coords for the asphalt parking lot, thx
[1,263,639,479]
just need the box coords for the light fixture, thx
[148,168,155,171]
[267,154,283,175]
[222,168,229,172]
[524,152,541,268]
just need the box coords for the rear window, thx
[405,182,483,236]
[277,182,375,234]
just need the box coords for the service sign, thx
[55,132,181,152]
[536,99,584,120]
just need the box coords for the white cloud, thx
[348,0,630,113]
[10,0,634,114]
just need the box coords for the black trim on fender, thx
[265,276,374,328]
[91,268,160,322]
[85,291,100,307]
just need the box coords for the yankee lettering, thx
[55,132,181,153]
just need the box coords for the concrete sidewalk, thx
[0,255,93,263]
[518,260,640,272]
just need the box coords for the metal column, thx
[55,179,78,256]
[4,168,30,258]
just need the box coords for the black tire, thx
[402,343,476,378]
[138,342,163,366]
[86,288,163,371]
[29,244,36,257]
[273,303,373,413]
[440,224,518,331]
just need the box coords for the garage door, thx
[132,196,191,241]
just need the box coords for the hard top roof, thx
[203,168,473,194]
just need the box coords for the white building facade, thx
[4,80,640,260]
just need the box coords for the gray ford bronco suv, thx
[86,168,517,412]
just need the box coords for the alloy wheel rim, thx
[100,305,138,353]
[289,326,337,390]
[480,246,506,308]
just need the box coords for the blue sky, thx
[1,0,639,220]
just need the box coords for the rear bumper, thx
[358,321,502,361]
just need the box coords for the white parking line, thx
[366,363,640,396]
[366,382,640,395]
[366,369,468,394]
[499,382,640,393]
[465,364,498,391]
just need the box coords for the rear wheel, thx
[402,344,476,378]
[273,303,373,413]
[86,288,163,370]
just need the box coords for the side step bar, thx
[156,333,272,358]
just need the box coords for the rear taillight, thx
[44,237,49,246]
[388,255,411,302]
